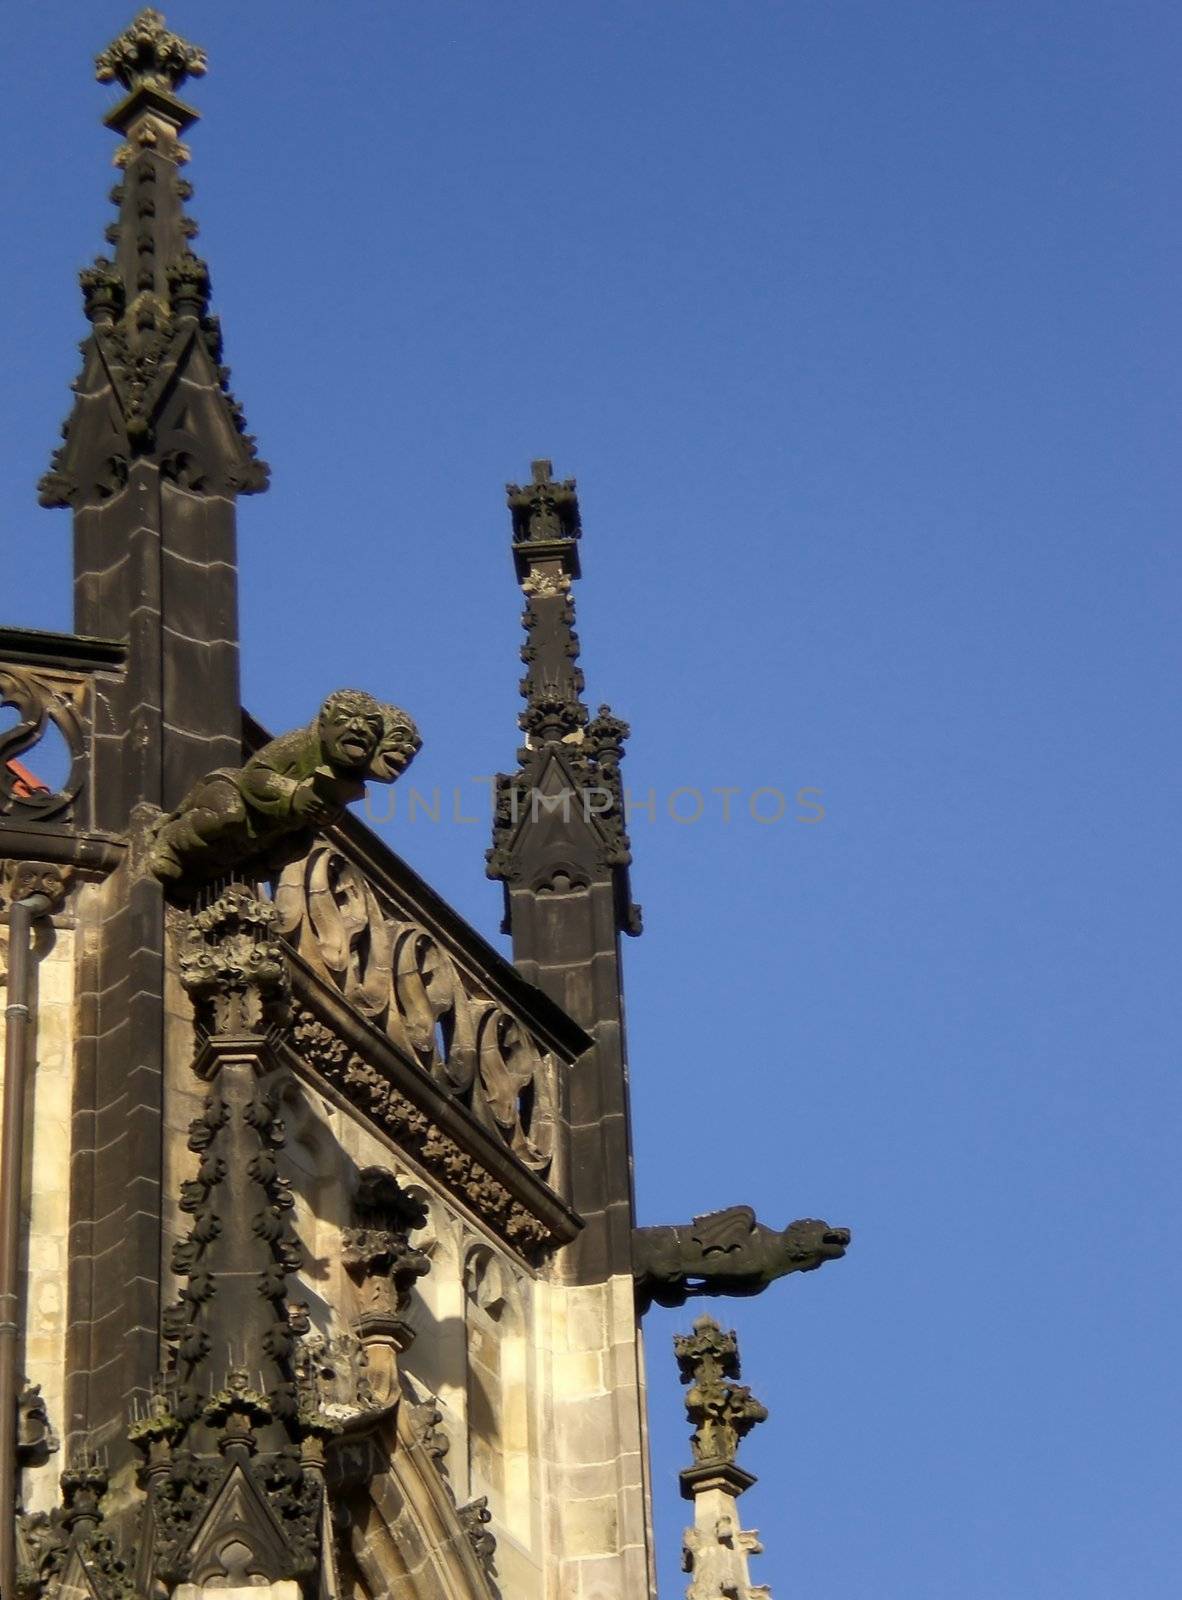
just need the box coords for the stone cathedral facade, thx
[0,14,849,1600]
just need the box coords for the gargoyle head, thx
[778,1219,851,1272]
[368,702,422,783]
[318,690,387,773]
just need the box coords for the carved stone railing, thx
[0,630,125,853]
[0,662,89,825]
[274,841,564,1182]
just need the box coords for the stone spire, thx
[488,460,639,937]
[487,459,643,1282]
[39,7,267,822]
[488,465,653,1593]
[675,1316,772,1600]
[26,12,275,1495]
[128,885,326,1592]
[42,8,266,511]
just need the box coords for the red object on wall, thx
[5,759,50,798]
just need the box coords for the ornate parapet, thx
[278,840,555,1172]
[273,828,586,1257]
[0,629,127,870]
[0,665,87,828]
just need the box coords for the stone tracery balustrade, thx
[0,663,88,824]
[274,843,557,1177]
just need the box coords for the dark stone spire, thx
[41,9,266,509]
[488,461,640,1285]
[488,460,638,934]
[141,885,323,1591]
[35,15,271,1490]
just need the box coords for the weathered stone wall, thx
[533,1273,652,1600]
[165,1050,652,1599]
[0,914,75,1516]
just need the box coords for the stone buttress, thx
[37,6,268,1480]
[488,461,655,1597]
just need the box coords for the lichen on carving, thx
[151,691,420,883]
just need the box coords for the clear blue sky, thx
[3,4,1180,1595]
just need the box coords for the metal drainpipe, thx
[0,889,54,1600]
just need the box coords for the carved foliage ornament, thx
[674,1316,767,1470]
[292,1010,553,1256]
[0,666,87,823]
[95,8,208,95]
[277,845,556,1175]
[177,884,291,1038]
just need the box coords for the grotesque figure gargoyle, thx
[151,690,420,883]
[633,1205,850,1310]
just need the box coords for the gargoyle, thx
[151,690,420,883]
[633,1205,850,1310]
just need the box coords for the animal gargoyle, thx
[632,1205,851,1310]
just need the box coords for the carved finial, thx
[95,9,207,95]
[343,1168,430,1330]
[675,1315,767,1473]
[489,461,639,930]
[675,1318,772,1598]
[177,884,291,1038]
[43,8,275,503]
[675,1315,742,1390]
[506,459,581,547]
[342,1168,430,1403]
[59,1456,109,1537]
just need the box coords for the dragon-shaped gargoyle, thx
[633,1205,850,1310]
[151,689,419,883]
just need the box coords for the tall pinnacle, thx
[488,460,641,935]
[40,8,267,508]
[675,1316,772,1600]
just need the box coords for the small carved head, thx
[779,1219,851,1271]
[368,702,422,783]
[2,861,70,913]
[317,690,386,774]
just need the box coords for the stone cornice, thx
[0,628,126,674]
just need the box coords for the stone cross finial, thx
[676,1316,768,1469]
[675,1315,741,1389]
[506,459,581,544]
[95,9,207,94]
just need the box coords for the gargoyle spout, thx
[151,690,419,884]
[632,1205,851,1311]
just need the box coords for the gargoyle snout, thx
[823,1227,851,1254]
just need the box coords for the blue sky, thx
[3,3,1180,1595]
